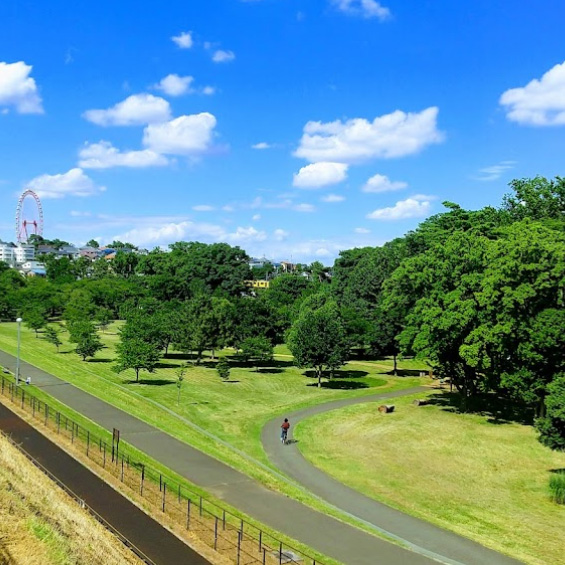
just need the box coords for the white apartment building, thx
[14,244,35,264]
[0,242,15,265]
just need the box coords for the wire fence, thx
[0,373,325,565]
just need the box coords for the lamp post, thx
[15,317,22,386]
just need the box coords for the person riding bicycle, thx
[281,418,290,444]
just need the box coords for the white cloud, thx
[154,74,194,96]
[331,0,391,20]
[252,214,261,221]
[0,61,43,114]
[274,229,289,241]
[295,107,444,164]
[293,162,349,188]
[70,210,92,217]
[212,50,236,63]
[83,94,171,126]
[27,168,105,199]
[171,31,193,49]
[362,173,407,193]
[202,86,216,95]
[225,226,267,243]
[475,161,516,181]
[500,61,565,126]
[192,205,215,212]
[367,195,432,221]
[252,142,271,150]
[78,141,169,169]
[142,113,217,155]
[222,205,235,212]
[294,203,316,212]
[321,193,345,202]
[355,227,371,233]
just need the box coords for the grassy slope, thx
[295,393,565,565]
[0,322,429,556]
[0,434,141,565]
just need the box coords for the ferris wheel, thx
[15,190,44,243]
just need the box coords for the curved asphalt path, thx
[262,388,523,565]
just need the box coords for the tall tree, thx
[43,326,62,351]
[68,320,103,361]
[239,337,273,371]
[112,337,161,382]
[287,302,349,387]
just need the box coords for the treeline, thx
[0,177,564,450]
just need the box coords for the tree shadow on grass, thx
[156,362,181,370]
[126,379,175,386]
[549,468,565,474]
[330,370,369,379]
[256,368,283,374]
[427,391,534,426]
[87,358,112,364]
[165,353,194,361]
[387,368,427,377]
[222,380,240,384]
[307,380,369,389]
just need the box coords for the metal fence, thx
[0,373,325,565]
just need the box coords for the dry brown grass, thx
[0,434,143,565]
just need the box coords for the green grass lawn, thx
[0,321,430,544]
[295,392,565,565]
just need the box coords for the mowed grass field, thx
[0,321,427,476]
[295,393,565,565]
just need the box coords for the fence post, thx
[11,383,14,402]
[214,517,218,550]
[259,530,262,552]
[223,510,226,530]
[159,474,162,492]
[237,531,241,565]
[162,482,166,512]
[121,455,124,482]
[21,388,24,408]
[32,396,35,417]
[71,422,75,444]
[186,498,191,530]
[103,442,106,467]
[1,375,4,394]
[45,404,48,426]
[240,518,244,536]
[140,464,145,496]
[178,483,181,504]
[57,412,60,434]
[279,542,283,565]
[86,431,90,456]
[263,548,267,565]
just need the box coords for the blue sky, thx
[1,0,564,262]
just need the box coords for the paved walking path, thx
[0,401,210,565]
[0,350,520,565]
[263,393,523,565]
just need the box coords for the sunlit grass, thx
[295,393,565,565]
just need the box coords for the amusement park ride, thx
[15,189,43,243]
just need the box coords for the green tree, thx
[536,375,565,451]
[216,358,230,380]
[95,307,112,333]
[86,239,100,248]
[112,337,161,381]
[24,307,48,337]
[176,364,188,404]
[239,337,273,371]
[287,302,349,387]
[43,326,62,351]
[68,320,103,361]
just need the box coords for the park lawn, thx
[295,393,565,565]
[0,323,428,506]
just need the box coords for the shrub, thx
[549,471,565,504]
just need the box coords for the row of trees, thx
[1,177,564,450]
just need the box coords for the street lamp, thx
[15,318,22,386]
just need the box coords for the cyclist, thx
[281,418,290,444]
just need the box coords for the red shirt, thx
[281,421,290,430]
